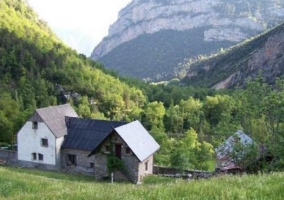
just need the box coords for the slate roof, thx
[114,120,160,162]
[215,130,253,159]
[62,117,127,151]
[32,104,78,138]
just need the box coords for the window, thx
[32,122,38,130]
[145,161,148,171]
[90,162,95,169]
[41,138,48,147]
[67,154,77,166]
[105,145,110,153]
[38,153,43,161]
[32,153,37,160]
[125,147,131,155]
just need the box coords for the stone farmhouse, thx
[17,104,160,184]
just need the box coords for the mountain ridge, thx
[181,22,284,89]
[91,0,284,81]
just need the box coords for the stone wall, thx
[113,169,129,182]
[61,148,96,176]
[96,132,155,183]
[93,153,108,180]
[0,150,17,165]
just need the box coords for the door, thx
[115,144,122,159]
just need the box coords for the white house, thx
[17,104,78,170]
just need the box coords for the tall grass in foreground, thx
[0,166,283,200]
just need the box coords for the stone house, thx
[62,117,160,183]
[17,104,78,170]
[17,104,160,183]
[61,117,127,177]
[89,119,160,183]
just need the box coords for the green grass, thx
[0,166,284,200]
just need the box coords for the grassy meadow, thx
[0,166,283,200]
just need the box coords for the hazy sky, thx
[27,0,132,47]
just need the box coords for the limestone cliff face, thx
[92,0,284,59]
[182,22,284,89]
[226,28,284,88]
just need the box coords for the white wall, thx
[55,136,65,168]
[17,121,56,165]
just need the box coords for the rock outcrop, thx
[91,0,284,81]
[182,22,284,89]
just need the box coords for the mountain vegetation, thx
[97,28,235,82]
[1,0,284,173]
[181,22,284,88]
[0,0,147,142]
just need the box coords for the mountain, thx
[181,22,284,89]
[54,28,97,56]
[91,0,284,82]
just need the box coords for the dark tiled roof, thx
[114,120,160,162]
[62,117,127,151]
[34,104,78,138]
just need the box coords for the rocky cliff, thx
[181,22,284,89]
[91,0,284,81]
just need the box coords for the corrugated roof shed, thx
[32,104,78,138]
[114,120,160,162]
[62,117,127,151]
[215,130,253,163]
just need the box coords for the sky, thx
[27,0,132,55]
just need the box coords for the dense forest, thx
[1,0,284,172]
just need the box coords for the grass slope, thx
[1,166,283,199]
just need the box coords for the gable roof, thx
[114,120,160,162]
[62,117,127,151]
[30,104,78,138]
[215,130,253,161]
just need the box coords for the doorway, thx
[115,144,122,159]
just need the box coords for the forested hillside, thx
[0,0,147,142]
[1,0,284,172]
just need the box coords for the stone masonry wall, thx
[61,148,96,176]
[93,153,108,179]
[0,150,17,165]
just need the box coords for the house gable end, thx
[28,111,44,122]
[114,121,160,162]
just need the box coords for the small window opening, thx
[38,153,43,161]
[32,152,37,160]
[67,154,77,166]
[145,161,148,171]
[125,147,131,154]
[32,122,38,130]
[90,162,95,169]
[105,145,110,153]
[41,138,48,147]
